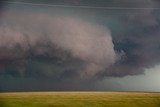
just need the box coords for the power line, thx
[1,1,160,10]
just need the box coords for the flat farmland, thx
[0,92,160,107]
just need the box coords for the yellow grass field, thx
[0,92,160,107]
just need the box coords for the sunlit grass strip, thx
[0,92,160,107]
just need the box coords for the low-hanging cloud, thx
[0,11,118,79]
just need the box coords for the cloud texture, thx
[1,0,160,91]
[0,11,118,80]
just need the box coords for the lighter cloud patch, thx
[0,12,119,79]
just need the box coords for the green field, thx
[0,92,160,107]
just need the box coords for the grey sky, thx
[0,0,160,92]
[97,65,160,92]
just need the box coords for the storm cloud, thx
[0,0,160,91]
[0,11,118,80]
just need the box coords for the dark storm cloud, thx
[1,0,160,91]
[2,0,159,7]
[0,10,118,80]
[0,1,7,13]
[105,1,160,77]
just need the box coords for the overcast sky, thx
[0,0,160,92]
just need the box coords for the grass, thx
[0,92,160,107]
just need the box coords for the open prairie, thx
[0,92,160,107]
